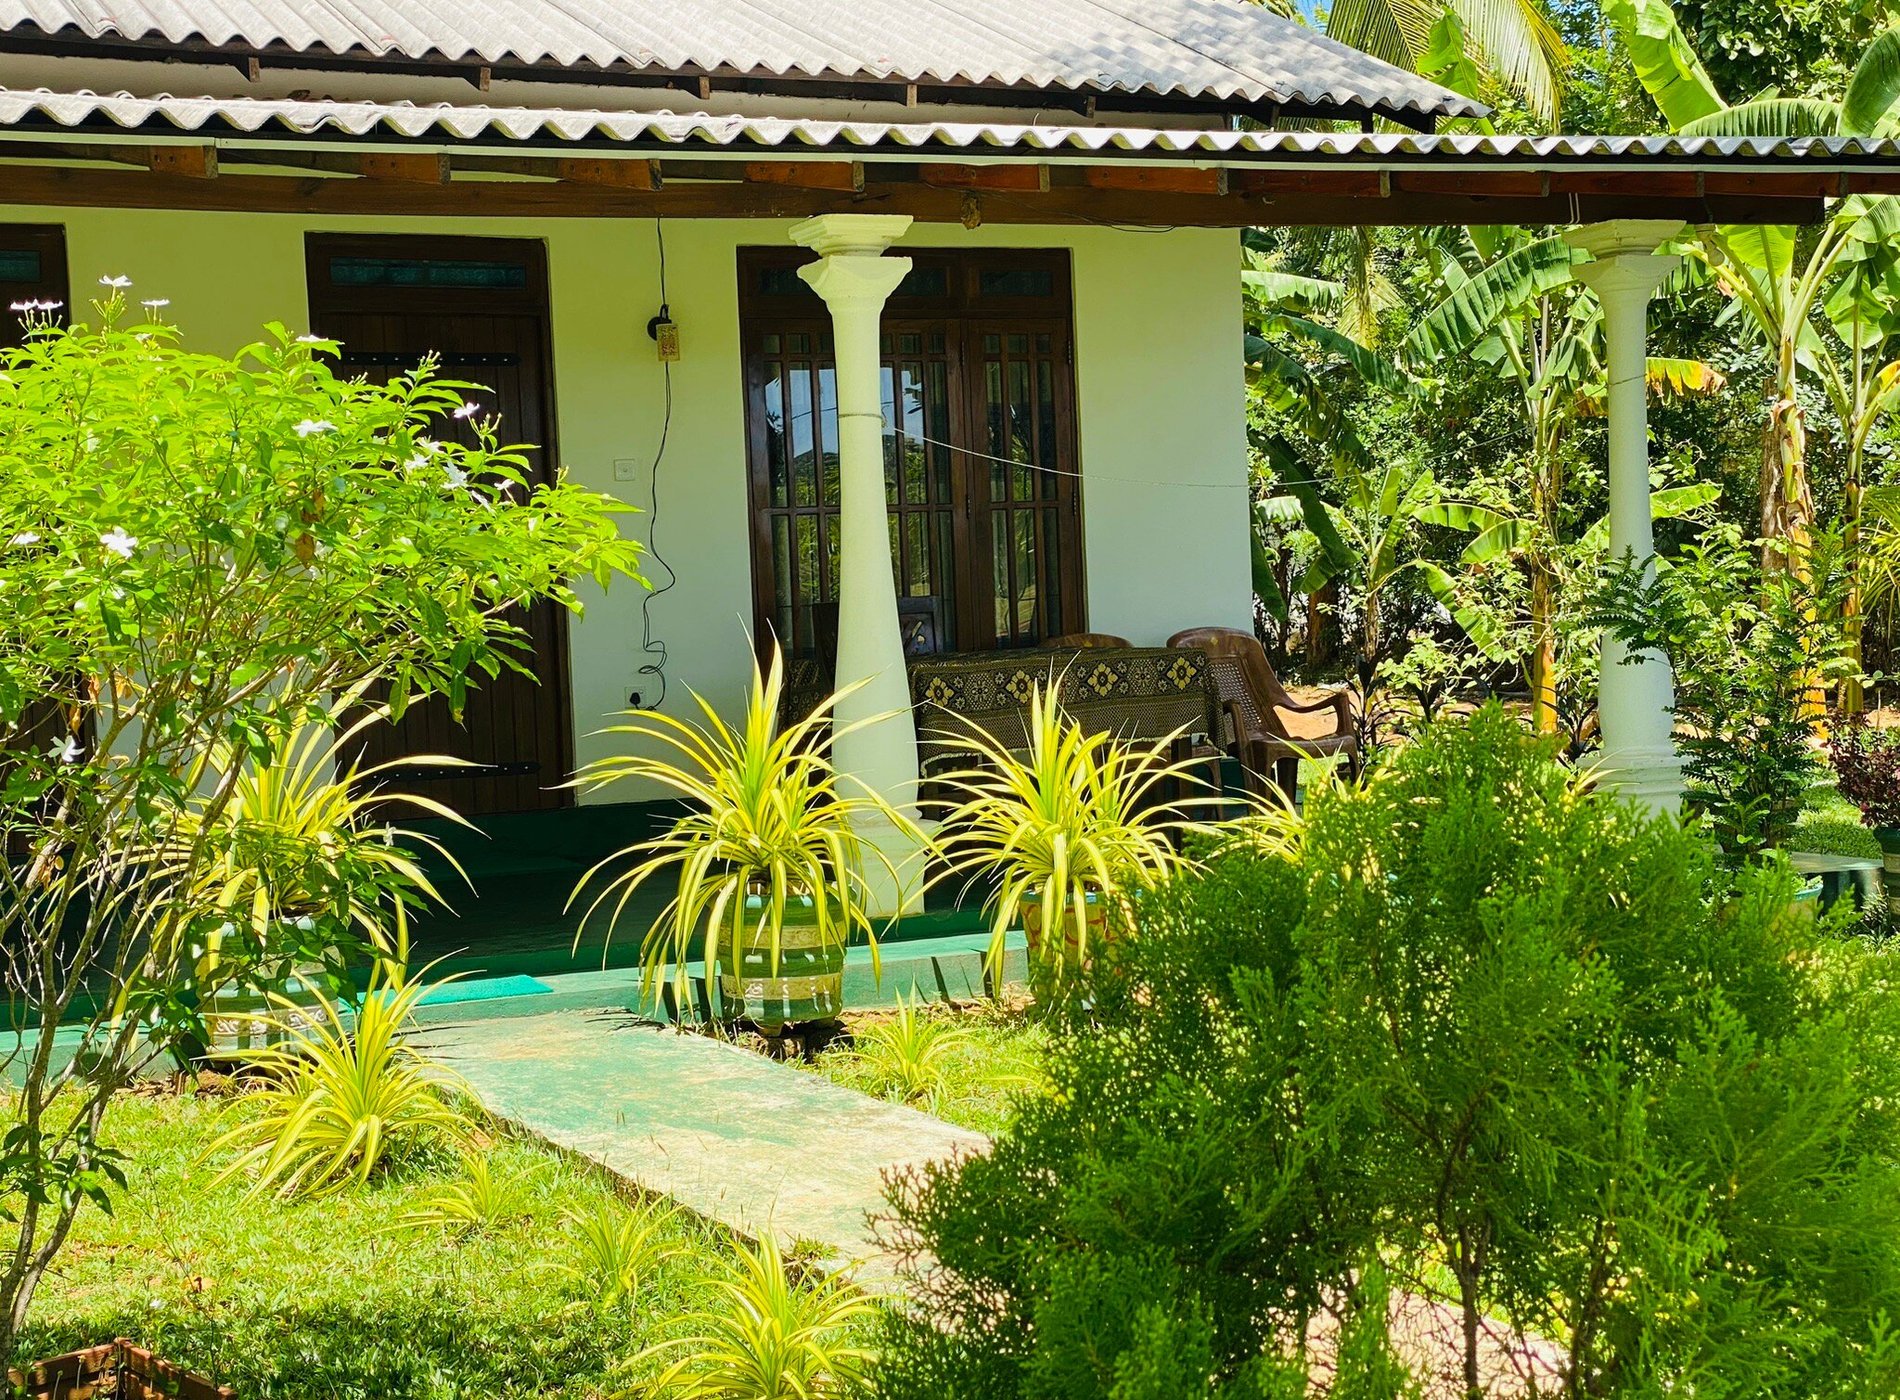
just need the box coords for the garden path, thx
[419,1008,985,1287]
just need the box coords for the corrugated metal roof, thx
[0,0,1483,120]
[3,87,1899,166]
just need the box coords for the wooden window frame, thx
[738,247,1087,658]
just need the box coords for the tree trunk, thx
[1528,563,1558,734]
[1844,439,1866,714]
[1759,358,1813,575]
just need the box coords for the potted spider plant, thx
[926,681,1203,995]
[162,700,468,1051]
[570,644,915,1029]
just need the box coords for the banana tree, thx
[1400,226,1727,730]
[1278,461,1451,750]
[1607,0,1900,574]
[1817,219,1900,703]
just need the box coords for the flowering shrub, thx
[0,284,642,1348]
[1828,723,1900,832]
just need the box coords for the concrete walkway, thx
[419,1008,985,1285]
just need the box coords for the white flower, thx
[48,735,82,764]
[440,463,470,491]
[98,275,132,290]
[99,526,137,559]
[140,298,170,311]
[453,401,480,420]
[8,531,39,547]
[296,334,324,344]
[293,419,335,438]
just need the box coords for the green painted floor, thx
[418,1008,985,1286]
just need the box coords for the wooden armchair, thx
[1047,631,1131,649]
[1166,626,1358,800]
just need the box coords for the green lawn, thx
[15,1090,735,1399]
[809,1002,1050,1136]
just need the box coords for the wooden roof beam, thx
[144,145,218,178]
[743,160,865,192]
[555,157,662,190]
[917,162,1050,192]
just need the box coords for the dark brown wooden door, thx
[306,235,572,817]
[740,250,1084,658]
[0,225,67,347]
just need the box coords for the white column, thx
[1566,219,1686,815]
[790,214,925,916]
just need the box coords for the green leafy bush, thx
[875,707,1900,1398]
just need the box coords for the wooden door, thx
[306,235,572,817]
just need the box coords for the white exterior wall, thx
[7,206,1251,797]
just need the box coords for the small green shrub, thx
[208,975,469,1199]
[641,1232,876,1399]
[562,1196,681,1308]
[827,990,970,1109]
[876,706,1900,1398]
[388,1149,525,1236]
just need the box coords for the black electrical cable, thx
[636,217,677,709]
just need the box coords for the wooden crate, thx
[9,1339,235,1399]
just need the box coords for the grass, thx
[14,1089,738,1398]
[808,1001,1049,1136]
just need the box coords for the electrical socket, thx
[612,458,640,483]
[628,690,643,709]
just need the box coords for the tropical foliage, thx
[876,712,1900,1398]
[569,645,913,1015]
[926,683,1203,992]
[0,293,640,1350]
[207,974,471,1200]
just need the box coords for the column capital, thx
[798,252,913,311]
[789,213,914,258]
[1566,219,1684,300]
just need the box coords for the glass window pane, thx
[1043,506,1063,636]
[819,365,840,507]
[881,363,900,505]
[331,256,526,289]
[790,366,813,509]
[761,333,780,354]
[1016,511,1038,635]
[903,365,927,504]
[791,366,815,507]
[772,516,794,649]
[765,369,787,508]
[987,361,1007,501]
[899,333,922,354]
[1009,359,1033,499]
[993,516,1014,640]
[927,362,952,504]
[797,515,820,611]
[908,514,931,595]
[1038,360,1058,499]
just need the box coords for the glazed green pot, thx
[715,892,846,1029]
[1875,829,1900,915]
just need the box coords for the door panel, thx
[306,236,571,816]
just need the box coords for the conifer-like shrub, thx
[876,707,1900,1398]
